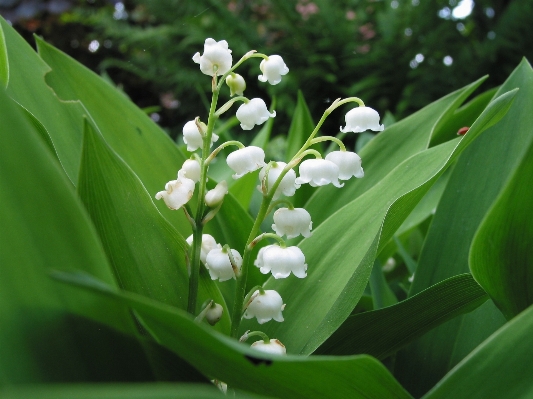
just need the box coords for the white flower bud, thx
[225,73,246,96]
[251,339,286,355]
[155,175,195,210]
[205,180,228,207]
[294,159,343,188]
[254,244,307,279]
[227,146,266,179]
[205,247,242,282]
[325,150,364,180]
[258,162,297,200]
[192,38,233,76]
[186,234,221,264]
[258,55,289,85]
[205,303,224,326]
[183,120,219,152]
[244,290,285,324]
[180,159,201,182]
[272,208,312,239]
[236,98,276,130]
[340,106,384,133]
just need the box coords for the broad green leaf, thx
[423,304,533,399]
[245,89,516,355]
[0,18,88,184]
[0,20,8,87]
[470,133,533,320]
[77,120,229,332]
[316,274,487,358]
[304,77,487,228]
[396,59,533,397]
[369,260,398,309]
[53,272,414,399]
[0,384,246,399]
[0,88,153,384]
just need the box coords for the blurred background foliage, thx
[2,0,532,141]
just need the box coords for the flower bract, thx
[244,290,285,324]
[258,55,289,85]
[340,106,384,133]
[254,245,307,279]
[186,234,221,264]
[155,175,195,210]
[251,339,286,355]
[258,162,297,199]
[182,120,219,152]
[226,73,246,96]
[236,98,276,130]
[272,207,312,238]
[294,159,343,188]
[226,146,266,179]
[205,180,228,207]
[205,247,242,282]
[325,151,364,180]
[192,38,232,76]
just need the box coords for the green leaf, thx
[369,259,398,309]
[422,304,533,399]
[0,384,240,399]
[77,120,229,332]
[470,130,533,320]
[396,59,533,397]
[0,19,8,87]
[245,88,516,356]
[316,274,487,358]
[53,272,414,399]
[304,77,487,229]
[0,88,154,384]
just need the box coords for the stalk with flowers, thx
[155,38,383,352]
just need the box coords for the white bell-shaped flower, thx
[205,247,242,282]
[294,159,343,188]
[258,162,297,200]
[155,175,195,210]
[186,234,221,264]
[340,106,384,133]
[272,207,312,238]
[182,120,219,152]
[258,55,289,85]
[205,180,228,207]
[251,339,286,355]
[227,146,266,179]
[192,38,233,76]
[180,159,201,182]
[325,151,364,180]
[236,98,276,130]
[226,73,246,96]
[244,290,285,324]
[254,244,307,279]
[205,303,224,326]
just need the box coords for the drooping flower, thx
[340,106,384,133]
[236,98,276,130]
[180,159,201,182]
[244,290,285,324]
[325,151,364,180]
[254,245,307,279]
[186,234,221,264]
[192,38,233,76]
[155,175,195,210]
[205,303,224,326]
[258,162,297,199]
[226,146,266,179]
[182,120,219,152]
[272,208,312,239]
[294,159,343,188]
[205,180,228,207]
[251,339,286,355]
[258,55,289,85]
[205,247,242,282]
[226,73,246,96]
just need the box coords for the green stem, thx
[187,82,220,315]
[310,136,346,151]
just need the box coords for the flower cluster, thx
[155,38,383,354]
